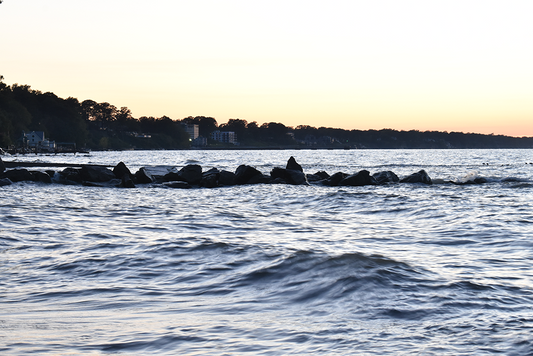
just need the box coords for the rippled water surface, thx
[1,149,533,355]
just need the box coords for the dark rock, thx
[163,181,192,189]
[135,167,154,184]
[235,165,262,185]
[162,171,181,182]
[270,177,287,184]
[286,169,308,185]
[201,168,220,188]
[0,156,5,173]
[60,167,82,183]
[201,174,218,188]
[271,167,289,180]
[218,170,236,186]
[247,173,270,185]
[323,172,348,186]
[0,178,13,186]
[32,171,52,184]
[203,167,220,175]
[82,179,122,187]
[270,167,309,185]
[4,169,34,182]
[339,170,377,186]
[307,171,330,182]
[314,171,330,179]
[452,177,488,185]
[80,165,116,182]
[373,171,399,184]
[45,170,56,178]
[286,156,303,172]
[113,162,132,179]
[82,181,106,187]
[400,170,432,184]
[120,174,136,188]
[177,164,202,185]
[270,167,308,185]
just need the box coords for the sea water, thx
[1,149,533,355]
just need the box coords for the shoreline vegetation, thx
[1,77,533,151]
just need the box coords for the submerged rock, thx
[452,177,488,185]
[400,170,432,184]
[82,179,122,187]
[0,177,12,186]
[163,181,192,189]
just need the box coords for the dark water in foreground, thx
[1,150,533,355]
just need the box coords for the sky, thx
[1,0,533,137]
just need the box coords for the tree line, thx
[1,77,532,150]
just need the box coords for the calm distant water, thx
[1,149,533,355]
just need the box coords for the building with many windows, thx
[183,124,199,140]
[211,130,237,144]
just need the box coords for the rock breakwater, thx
[0,156,488,188]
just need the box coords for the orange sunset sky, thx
[1,0,532,137]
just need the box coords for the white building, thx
[22,131,56,151]
[211,130,237,144]
[183,124,199,140]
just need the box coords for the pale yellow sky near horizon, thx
[1,0,532,137]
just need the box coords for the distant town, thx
[2,78,533,153]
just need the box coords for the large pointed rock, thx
[286,156,303,172]
[113,162,132,179]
